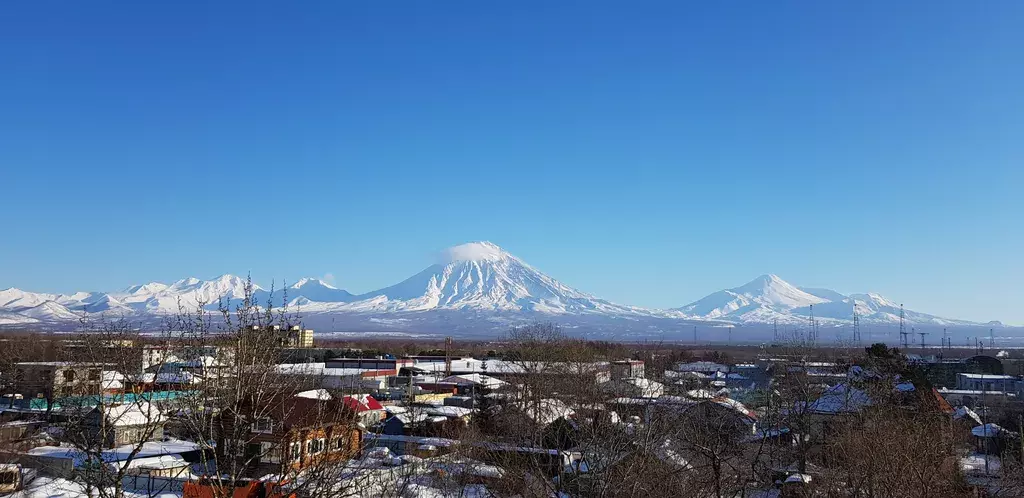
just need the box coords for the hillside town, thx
[1,291,1023,498]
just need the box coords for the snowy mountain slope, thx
[0,288,58,309]
[17,301,82,321]
[0,310,39,326]
[678,275,826,320]
[679,275,981,326]
[286,278,355,305]
[0,245,1003,331]
[113,274,258,312]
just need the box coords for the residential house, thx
[601,378,665,399]
[381,407,430,436]
[217,391,362,477]
[12,362,111,400]
[340,393,386,426]
[441,374,507,391]
[83,402,165,448]
[610,360,646,380]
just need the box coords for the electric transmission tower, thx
[898,304,909,350]
[852,304,862,345]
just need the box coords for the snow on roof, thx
[441,373,506,388]
[785,473,812,484]
[121,454,189,470]
[686,389,717,399]
[959,373,1016,380]
[674,361,729,373]
[423,405,474,418]
[364,433,457,447]
[972,423,1012,438]
[604,377,664,398]
[501,398,573,426]
[27,439,200,467]
[277,363,386,378]
[954,406,983,426]
[388,412,430,425]
[102,402,163,426]
[806,383,871,414]
[713,397,758,420]
[665,370,707,380]
[962,453,1002,475]
[296,389,332,400]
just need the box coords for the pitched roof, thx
[342,394,384,412]
[98,402,163,426]
[806,383,871,414]
[441,373,506,388]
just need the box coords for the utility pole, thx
[773,319,779,343]
[918,330,928,353]
[990,328,995,349]
[728,327,733,344]
[693,325,697,345]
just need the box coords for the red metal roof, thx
[342,394,384,412]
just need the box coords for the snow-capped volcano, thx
[323,242,649,314]
[680,274,826,320]
[678,274,981,326]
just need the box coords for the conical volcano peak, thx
[442,241,510,263]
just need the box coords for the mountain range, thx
[0,242,1006,337]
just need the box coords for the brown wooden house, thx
[217,390,363,477]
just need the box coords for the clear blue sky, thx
[2,1,1022,324]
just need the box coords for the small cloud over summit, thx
[440,241,508,263]
[321,273,337,286]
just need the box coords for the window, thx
[88,370,101,381]
[260,442,282,464]
[63,370,76,383]
[252,417,274,434]
[119,428,137,444]
[334,437,345,451]
[289,442,301,461]
[308,438,325,455]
